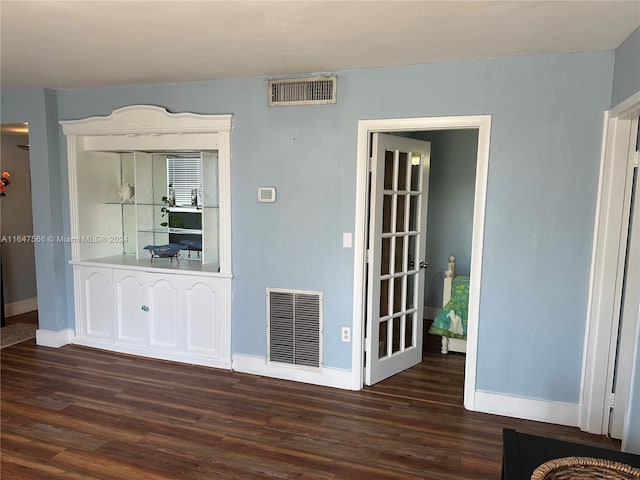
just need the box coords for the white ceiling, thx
[1,1,639,89]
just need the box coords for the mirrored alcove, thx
[62,105,232,274]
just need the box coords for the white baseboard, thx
[72,336,232,370]
[36,328,74,348]
[474,390,580,427]
[232,354,353,390]
[5,297,38,317]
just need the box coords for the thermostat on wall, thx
[258,186,276,203]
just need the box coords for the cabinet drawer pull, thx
[141,305,149,312]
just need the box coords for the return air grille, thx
[267,289,323,368]
[269,76,336,106]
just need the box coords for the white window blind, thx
[167,156,203,206]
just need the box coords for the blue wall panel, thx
[2,50,615,404]
[612,26,640,108]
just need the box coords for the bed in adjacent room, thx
[428,255,469,354]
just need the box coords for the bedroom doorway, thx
[351,116,491,412]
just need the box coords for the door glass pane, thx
[408,234,417,270]
[384,151,394,190]
[381,238,391,276]
[406,273,415,309]
[398,152,408,191]
[396,194,407,233]
[379,320,389,358]
[380,279,389,317]
[392,316,403,353]
[410,156,421,191]
[394,236,405,273]
[405,313,414,348]
[393,276,404,314]
[408,195,419,231]
[382,195,392,233]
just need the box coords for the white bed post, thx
[443,255,455,304]
[441,335,450,354]
[441,256,455,354]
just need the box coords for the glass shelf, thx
[137,227,203,235]
[105,201,218,208]
[170,227,202,234]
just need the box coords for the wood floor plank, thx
[1,342,620,479]
[1,453,69,479]
[49,448,175,480]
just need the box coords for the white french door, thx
[365,133,431,385]
[610,157,639,439]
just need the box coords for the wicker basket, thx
[531,456,640,480]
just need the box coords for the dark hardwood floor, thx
[368,320,465,407]
[4,309,39,327]
[1,334,621,479]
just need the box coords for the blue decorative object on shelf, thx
[179,239,202,259]
[143,244,182,262]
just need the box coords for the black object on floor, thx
[502,428,640,480]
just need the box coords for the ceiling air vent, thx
[269,76,336,106]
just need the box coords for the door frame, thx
[350,115,492,412]
[581,90,640,436]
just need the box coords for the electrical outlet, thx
[341,327,351,343]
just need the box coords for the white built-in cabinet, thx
[61,106,232,369]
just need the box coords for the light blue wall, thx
[476,54,613,402]
[54,78,357,368]
[2,50,614,404]
[0,88,69,331]
[612,26,640,107]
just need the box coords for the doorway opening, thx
[581,92,640,450]
[0,123,39,330]
[351,116,491,412]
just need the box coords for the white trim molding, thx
[73,336,232,370]
[59,104,233,136]
[36,328,74,348]
[476,391,581,427]
[233,354,352,390]
[581,90,640,434]
[352,115,492,408]
[4,297,38,317]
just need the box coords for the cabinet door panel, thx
[185,279,218,354]
[82,267,113,338]
[147,274,180,348]
[113,269,146,344]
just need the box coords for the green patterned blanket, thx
[428,276,469,339]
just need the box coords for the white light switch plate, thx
[342,232,352,248]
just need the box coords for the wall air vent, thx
[267,288,323,368]
[269,76,336,106]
